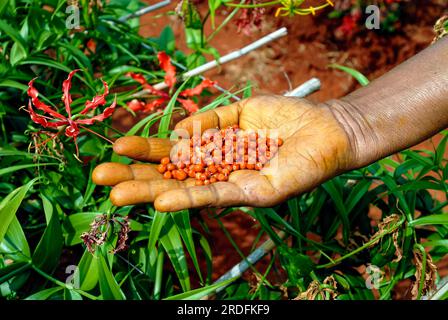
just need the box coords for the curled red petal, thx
[76,97,117,125]
[27,78,66,120]
[65,122,80,138]
[62,69,81,118]
[158,52,176,88]
[180,79,216,97]
[126,99,145,112]
[177,98,199,114]
[127,72,169,97]
[127,72,148,86]
[143,98,167,113]
[28,101,67,128]
[80,79,110,115]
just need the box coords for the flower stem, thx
[31,264,98,300]
[225,0,280,9]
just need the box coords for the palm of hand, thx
[93,96,352,212]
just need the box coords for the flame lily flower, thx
[126,52,216,114]
[27,69,116,156]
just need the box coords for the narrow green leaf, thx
[97,253,125,300]
[0,217,31,261]
[345,180,372,213]
[160,219,190,292]
[0,20,28,49]
[10,41,27,65]
[147,211,168,255]
[75,249,99,291]
[32,203,63,273]
[24,287,63,300]
[0,262,31,284]
[0,162,58,176]
[158,80,190,138]
[0,178,37,244]
[164,277,236,300]
[171,210,203,283]
[329,64,370,86]
[0,79,28,91]
[410,214,448,226]
[323,179,350,242]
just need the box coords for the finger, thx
[110,178,196,206]
[92,163,162,186]
[154,182,246,212]
[174,100,243,135]
[113,136,174,162]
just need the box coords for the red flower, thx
[27,69,116,156]
[337,12,361,36]
[126,52,216,114]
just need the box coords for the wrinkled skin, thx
[92,96,354,212]
[93,38,448,212]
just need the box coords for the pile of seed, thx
[157,125,283,185]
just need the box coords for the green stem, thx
[153,249,165,300]
[316,217,405,269]
[207,1,244,42]
[250,251,277,300]
[31,265,98,300]
[215,217,270,285]
[225,0,280,8]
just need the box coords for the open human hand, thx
[92,95,354,212]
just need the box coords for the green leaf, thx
[0,178,37,244]
[156,26,175,54]
[10,42,27,65]
[58,42,93,73]
[323,179,350,242]
[410,214,448,226]
[75,249,99,291]
[164,277,236,300]
[345,179,372,213]
[158,80,190,138]
[64,288,83,300]
[160,218,191,292]
[0,262,31,284]
[278,246,314,284]
[0,20,28,49]
[63,212,101,246]
[198,234,213,284]
[209,0,222,29]
[32,201,63,273]
[41,194,53,225]
[435,132,448,166]
[0,162,59,176]
[18,57,72,73]
[171,210,203,283]
[126,111,164,137]
[0,79,28,91]
[97,252,125,300]
[1,217,31,261]
[329,64,370,86]
[148,210,169,255]
[24,287,63,300]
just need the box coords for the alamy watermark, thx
[66,4,80,29]
[365,264,384,289]
[65,264,80,289]
[365,5,381,30]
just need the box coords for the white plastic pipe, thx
[119,0,171,22]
